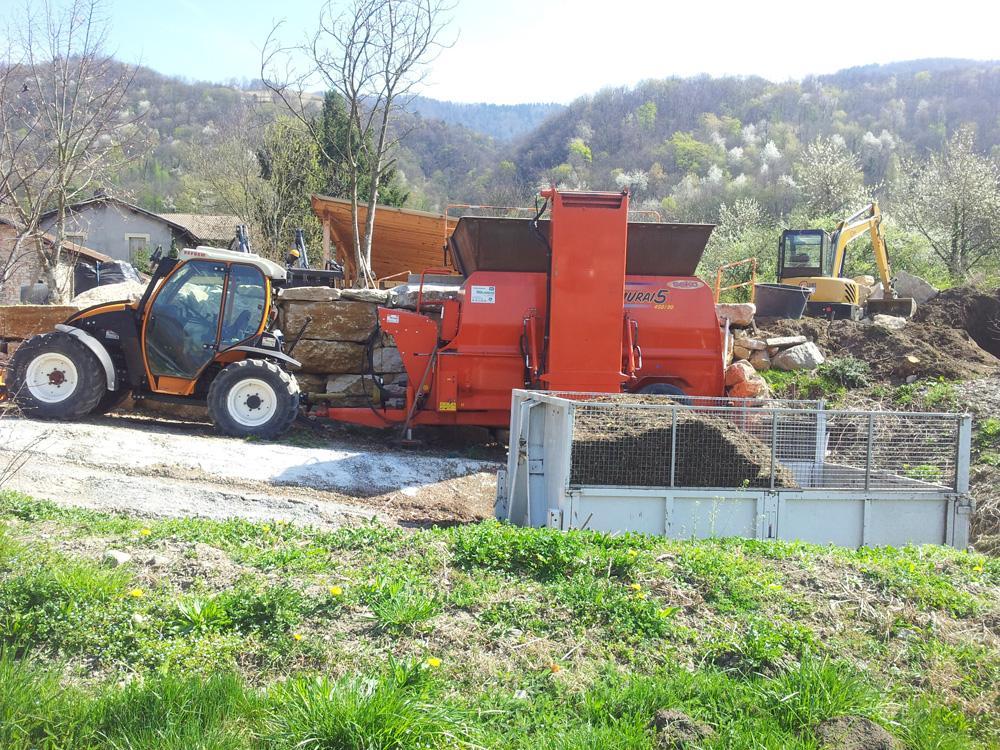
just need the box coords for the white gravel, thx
[0,415,498,527]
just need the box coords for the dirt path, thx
[0,414,500,528]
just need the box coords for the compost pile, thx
[757,315,998,381]
[570,406,798,489]
[913,286,1000,358]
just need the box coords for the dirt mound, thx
[814,715,897,750]
[571,408,797,489]
[758,316,998,382]
[914,286,1000,357]
[649,709,715,749]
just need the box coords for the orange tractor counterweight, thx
[320,188,725,429]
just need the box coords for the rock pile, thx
[277,282,461,408]
[717,302,827,400]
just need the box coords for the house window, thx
[126,233,150,264]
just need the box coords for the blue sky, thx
[21,0,1000,104]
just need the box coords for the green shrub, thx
[364,580,440,633]
[817,356,872,388]
[264,660,472,750]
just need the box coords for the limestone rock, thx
[279,300,378,343]
[764,335,807,348]
[734,336,767,351]
[715,302,756,327]
[872,314,907,330]
[893,270,938,304]
[277,286,341,302]
[292,373,327,395]
[749,349,771,371]
[292,340,366,374]
[340,287,391,304]
[373,345,404,373]
[389,283,462,310]
[732,344,751,361]
[724,360,756,386]
[771,342,825,371]
[103,549,132,567]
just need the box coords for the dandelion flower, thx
[628,583,642,591]
[425,656,441,668]
[293,632,303,641]
[139,528,151,537]
[128,588,144,598]
[973,563,984,572]
[549,663,561,673]
[329,585,344,596]
[634,592,647,600]
[262,525,272,533]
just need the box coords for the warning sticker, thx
[385,313,400,323]
[470,285,496,304]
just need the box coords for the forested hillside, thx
[106,58,1000,283]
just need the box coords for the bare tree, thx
[189,102,322,259]
[0,0,146,302]
[894,126,1000,279]
[262,0,453,286]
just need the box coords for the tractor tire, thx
[207,359,299,439]
[91,387,132,416]
[637,383,691,404]
[7,332,106,419]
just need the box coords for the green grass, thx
[0,490,997,749]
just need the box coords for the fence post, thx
[864,412,876,491]
[669,406,678,488]
[769,410,778,489]
[955,415,971,493]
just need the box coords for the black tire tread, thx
[206,359,299,439]
[8,332,107,419]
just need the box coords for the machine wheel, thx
[91,387,132,416]
[207,359,300,439]
[637,383,691,404]
[7,332,106,419]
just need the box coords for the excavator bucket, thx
[867,297,917,318]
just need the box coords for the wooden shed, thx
[311,195,457,283]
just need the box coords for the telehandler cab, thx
[4,245,302,439]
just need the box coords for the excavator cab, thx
[778,202,916,320]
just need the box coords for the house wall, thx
[0,225,74,305]
[38,202,189,263]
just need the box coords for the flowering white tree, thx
[794,136,870,217]
[894,126,1000,279]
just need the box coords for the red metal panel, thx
[541,189,630,392]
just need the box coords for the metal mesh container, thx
[497,391,972,548]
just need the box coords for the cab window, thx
[145,260,226,379]
[221,264,267,347]
[781,232,824,278]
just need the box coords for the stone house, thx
[0,217,110,305]
[38,196,239,266]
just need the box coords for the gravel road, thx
[0,414,500,528]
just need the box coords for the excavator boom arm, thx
[829,202,894,295]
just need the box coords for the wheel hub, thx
[225,377,277,428]
[25,352,79,404]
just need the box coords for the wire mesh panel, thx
[566,396,964,492]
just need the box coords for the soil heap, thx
[570,406,797,489]
[757,315,998,382]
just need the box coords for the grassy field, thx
[0,489,997,749]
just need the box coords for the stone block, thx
[278,300,377,343]
[292,340,366,374]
